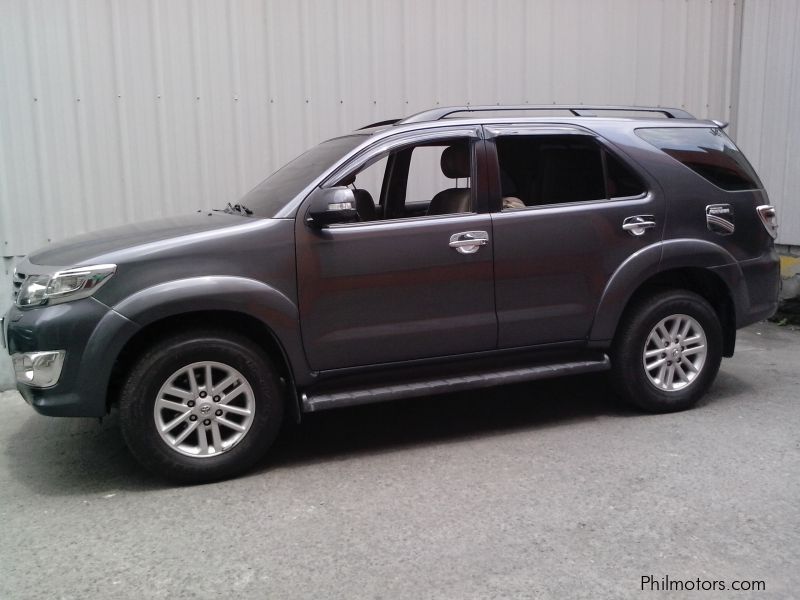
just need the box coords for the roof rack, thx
[358,118,401,130]
[398,104,695,124]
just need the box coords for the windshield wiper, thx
[213,202,254,216]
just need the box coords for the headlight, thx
[16,264,116,308]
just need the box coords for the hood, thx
[28,212,251,267]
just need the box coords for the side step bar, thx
[301,356,610,413]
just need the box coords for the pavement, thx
[1,322,798,600]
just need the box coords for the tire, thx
[610,289,723,413]
[119,329,284,483]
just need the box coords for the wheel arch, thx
[107,309,303,422]
[590,239,745,357]
[106,276,311,421]
[616,268,738,357]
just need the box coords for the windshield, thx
[237,134,367,216]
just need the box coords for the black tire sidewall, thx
[612,290,723,412]
[119,331,284,483]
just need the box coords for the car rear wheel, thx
[119,330,284,483]
[610,289,723,413]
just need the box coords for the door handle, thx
[622,215,656,236]
[449,231,489,254]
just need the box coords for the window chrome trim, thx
[327,210,484,229]
[496,192,653,213]
[322,126,481,189]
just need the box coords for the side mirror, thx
[306,187,358,227]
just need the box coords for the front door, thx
[295,130,497,371]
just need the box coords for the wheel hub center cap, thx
[198,403,212,415]
[672,347,681,360]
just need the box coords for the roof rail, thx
[358,118,401,130]
[399,104,695,124]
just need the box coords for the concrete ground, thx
[1,323,798,600]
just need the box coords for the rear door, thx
[485,125,665,348]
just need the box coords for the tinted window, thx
[497,135,646,209]
[606,152,645,198]
[636,127,760,191]
[239,134,366,216]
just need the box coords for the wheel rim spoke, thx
[162,410,192,433]
[669,318,681,339]
[172,420,199,446]
[221,404,251,417]
[186,367,199,396]
[217,416,246,433]
[164,385,193,400]
[212,375,238,396]
[204,364,213,390]
[157,398,190,413]
[682,345,705,357]
[210,421,223,452]
[220,384,247,405]
[197,425,209,453]
[154,360,256,458]
[642,313,707,393]
[674,361,689,383]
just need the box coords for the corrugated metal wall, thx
[0,0,740,258]
[735,0,800,246]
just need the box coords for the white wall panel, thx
[735,0,800,245]
[1,0,740,257]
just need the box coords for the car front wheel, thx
[119,330,284,483]
[611,289,723,413]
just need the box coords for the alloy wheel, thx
[642,314,708,392]
[153,361,256,457]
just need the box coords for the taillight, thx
[756,205,778,239]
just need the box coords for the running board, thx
[301,355,610,413]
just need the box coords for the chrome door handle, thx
[622,215,656,236]
[449,231,489,254]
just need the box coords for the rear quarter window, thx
[636,127,761,191]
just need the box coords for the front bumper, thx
[4,297,139,417]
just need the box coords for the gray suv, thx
[2,105,780,482]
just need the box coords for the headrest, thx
[440,144,470,179]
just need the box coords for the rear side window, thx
[496,135,645,209]
[636,127,760,191]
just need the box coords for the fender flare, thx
[589,239,746,342]
[111,276,310,384]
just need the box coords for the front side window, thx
[636,127,761,191]
[331,137,474,223]
[496,135,645,210]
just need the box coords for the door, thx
[295,129,497,371]
[486,126,665,348]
